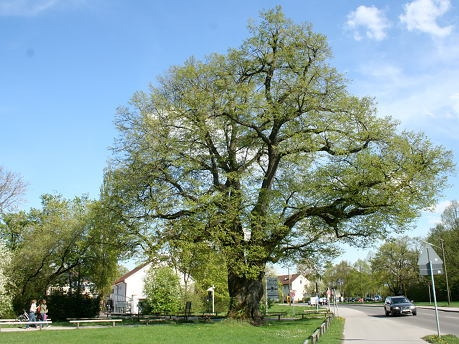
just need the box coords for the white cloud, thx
[352,52,459,141]
[346,5,390,41]
[424,200,451,226]
[400,0,453,37]
[0,0,83,16]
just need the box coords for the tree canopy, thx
[0,166,26,213]
[0,194,122,310]
[371,236,420,296]
[106,7,453,322]
[427,201,459,301]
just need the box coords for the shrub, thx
[47,292,100,321]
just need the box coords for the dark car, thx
[384,296,417,316]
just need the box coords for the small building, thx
[109,262,152,314]
[278,273,309,303]
[109,261,193,314]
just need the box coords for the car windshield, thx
[392,297,409,304]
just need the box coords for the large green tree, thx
[0,240,13,317]
[427,201,459,300]
[0,194,122,310]
[106,8,453,322]
[371,237,420,296]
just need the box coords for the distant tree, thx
[166,239,229,312]
[350,260,378,298]
[324,261,354,296]
[371,237,419,295]
[0,194,122,311]
[106,7,453,323]
[143,266,182,314]
[426,201,459,300]
[0,241,13,317]
[0,166,26,213]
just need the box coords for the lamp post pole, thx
[439,239,451,305]
[425,240,451,306]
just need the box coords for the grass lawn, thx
[415,301,459,308]
[267,304,330,317]
[423,335,459,344]
[315,317,345,344]
[0,318,326,344]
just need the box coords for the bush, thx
[47,292,100,321]
[143,267,182,314]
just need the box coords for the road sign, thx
[267,277,278,298]
[418,244,443,276]
[418,243,443,337]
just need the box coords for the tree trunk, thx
[227,270,265,324]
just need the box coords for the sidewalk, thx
[418,305,459,313]
[339,307,433,344]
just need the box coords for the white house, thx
[278,273,310,303]
[109,262,152,314]
[109,261,193,314]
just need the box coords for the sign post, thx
[207,286,215,314]
[418,243,443,337]
[266,277,279,301]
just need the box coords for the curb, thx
[418,306,459,313]
[303,313,335,344]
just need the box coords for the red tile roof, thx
[113,262,150,285]
[278,274,300,285]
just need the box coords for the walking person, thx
[39,299,49,328]
[39,299,48,321]
[26,299,37,329]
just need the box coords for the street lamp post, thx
[439,239,451,305]
[425,240,451,305]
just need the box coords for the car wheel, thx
[385,309,389,316]
[412,311,417,316]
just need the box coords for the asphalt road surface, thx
[337,304,459,343]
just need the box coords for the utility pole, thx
[439,239,451,305]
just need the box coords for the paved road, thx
[337,304,459,343]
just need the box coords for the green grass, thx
[315,317,344,344]
[268,304,329,317]
[415,301,459,307]
[423,335,459,344]
[0,318,326,344]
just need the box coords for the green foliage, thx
[318,317,345,344]
[426,201,459,301]
[0,194,121,312]
[323,260,380,298]
[143,266,182,314]
[371,236,420,296]
[0,241,14,317]
[105,6,453,321]
[424,335,459,344]
[47,292,100,321]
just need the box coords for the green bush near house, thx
[47,292,100,321]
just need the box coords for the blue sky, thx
[1,0,458,266]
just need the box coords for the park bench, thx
[173,301,193,321]
[300,309,329,319]
[139,318,167,324]
[69,319,122,329]
[265,311,287,321]
[198,312,220,321]
[0,320,52,331]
